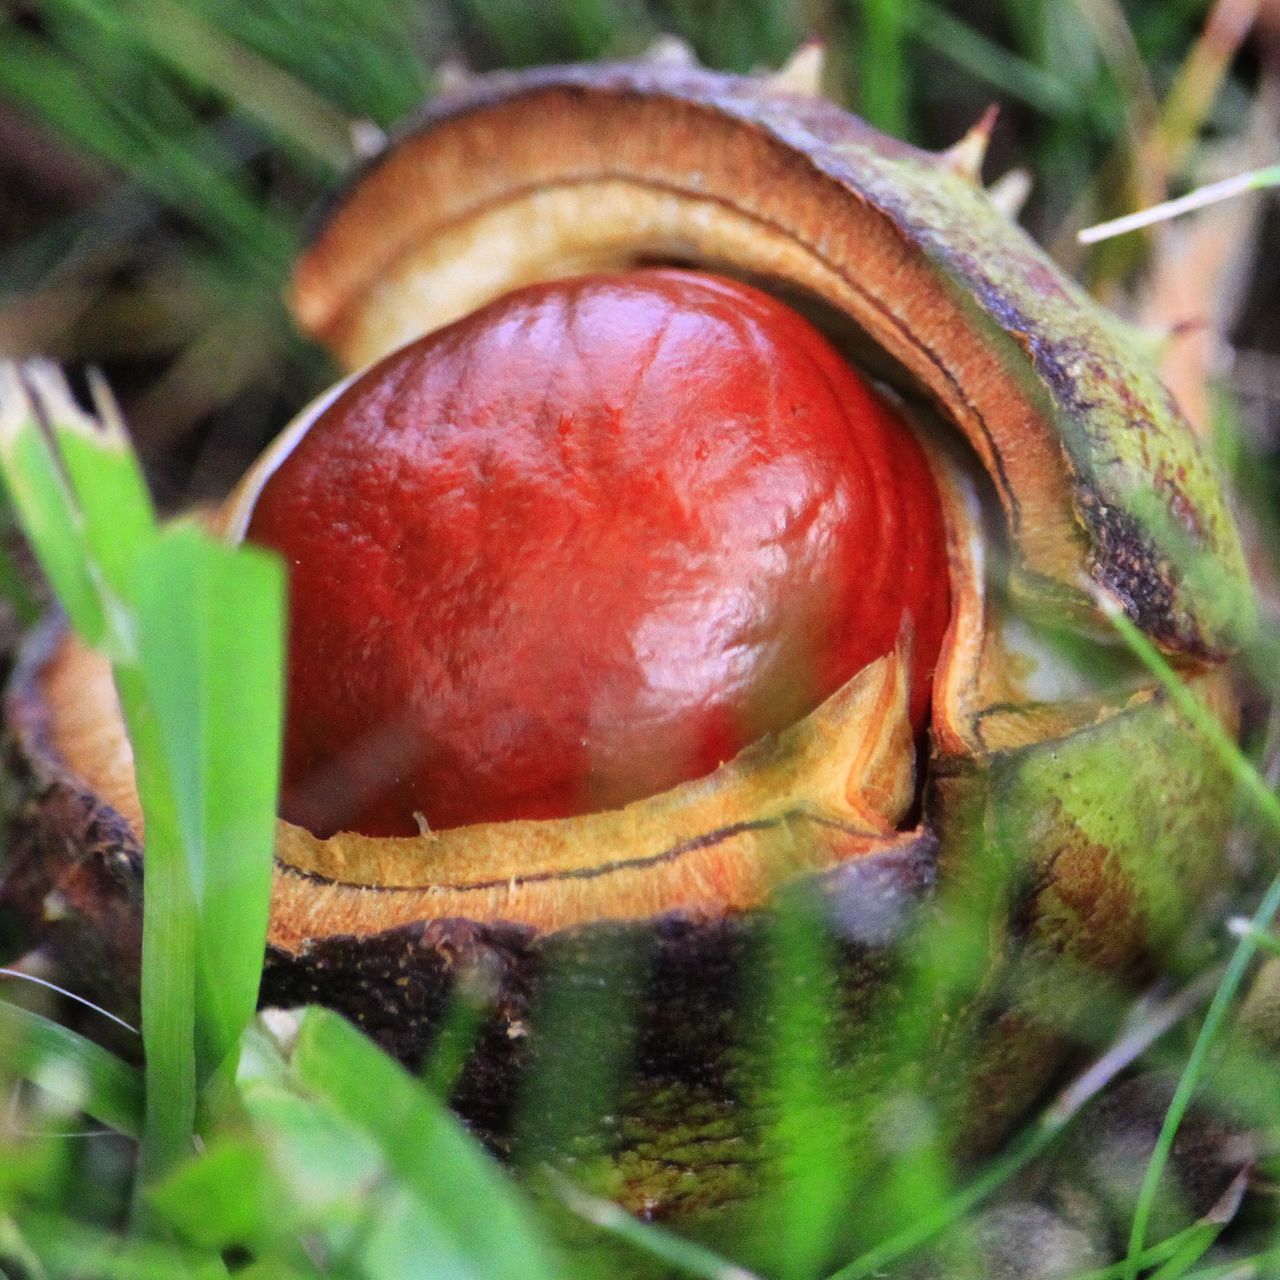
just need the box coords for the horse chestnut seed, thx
[246,269,951,838]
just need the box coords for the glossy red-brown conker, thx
[246,269,950,838]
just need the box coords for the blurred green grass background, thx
[2,0,1276,511]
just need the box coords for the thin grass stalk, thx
[113,0,358,175]
[1152,0,1261,177]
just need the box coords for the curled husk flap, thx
[0,56,1248,1220]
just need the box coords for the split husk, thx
[0,54,1250,1220]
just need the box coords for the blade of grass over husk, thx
[1090,603,1280,1280]
[551,1172,760,1280]
[0,1001,144,1139]
[129,528,283,1088]
[757,886,852,1280]
[418,977,492,1102]
[0,359,284,1206]
[832,814,1030,1259]
[829,966,1222,1279]
[512,931,643,1172]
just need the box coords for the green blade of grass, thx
[116,659,199,1199]
[187,0,430,128]
[1080,164,1280,243]
[148,1137,319,1267]
[0,1001,143,1139]
[1229,919,1280,959]
[43,0,356,176]
[128,528,284,1093]
[17,1209,230,1280]
[0,364,109,647]
[1147,1232,1223,1280]
[758,887,852,1280]
[240,1080,386,1262]
[1075,1166,1248,1279]
[0,359,190,1194]
[18,363,157,653]
[0,362,286,1200]
[1152,0,1262,180]
[0,1216,48,1280]
[111,0,357,175]
[1075,1229,1215,1280]
[908,3,1078,116]
[854,0,913,137]
[288,1007,564,1280]
[1179,1248,1280,1280]
[0,360,158,660]
[0,496,40,622]
[0,24,296,284]
[663,0,801,73]
[456,0,627,66]
[239,1013,549,1274]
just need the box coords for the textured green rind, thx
[936,679,1236,963]
[368,62,1250,655]
[930,674,1238,1143]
